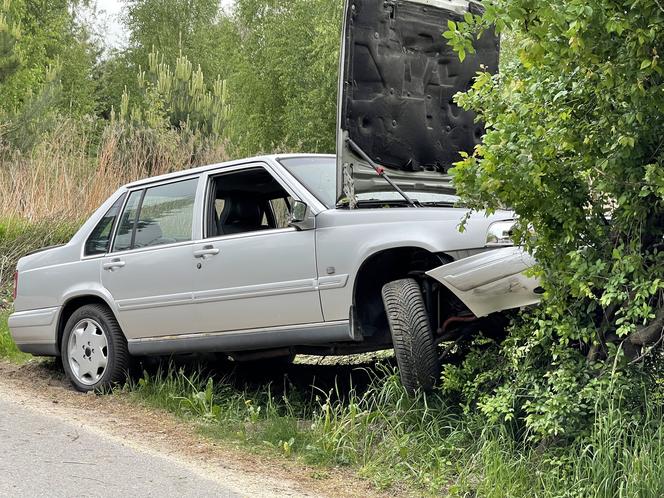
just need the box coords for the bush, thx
[444,0,664,440]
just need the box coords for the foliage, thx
[2,0,343,157]
[0,0,99,115]
[0,0,21,84]
[118,50,229,140]
[224,0,342,155]
[444,0,664,439]
[123,0,229,81]
[98,0,234,118]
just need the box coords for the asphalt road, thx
[0,395,241,498]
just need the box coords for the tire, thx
[61,304,130,393]
[382,278,439,394]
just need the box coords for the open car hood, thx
[336,0,499,205]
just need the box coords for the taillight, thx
[12,271,18,300]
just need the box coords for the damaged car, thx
[8,0,539,393]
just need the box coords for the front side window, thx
[85,194,126,256]
[112,178,198,252]
[206,167,294,238]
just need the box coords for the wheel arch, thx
[56,293,120,356]
[352,246,449,343]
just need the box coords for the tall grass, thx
[0,119,229,222]
[128,363,664,497]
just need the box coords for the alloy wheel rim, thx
[67,318,109,386]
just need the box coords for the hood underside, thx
[336,0,499,205]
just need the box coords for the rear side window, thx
[134,179,197,248]
[84,194,126,256]
[112,178,198,252]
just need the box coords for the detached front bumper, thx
[427,247,541,317]
[8,307,60,356]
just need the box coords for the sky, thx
[93,0,235,50]
[88,0,129,50]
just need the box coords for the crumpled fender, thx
[426,247,542,317]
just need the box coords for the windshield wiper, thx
[345,138,419,208]
[419,201,457,208]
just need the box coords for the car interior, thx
[207,167,294,238]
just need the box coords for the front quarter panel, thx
[314,208,512,321]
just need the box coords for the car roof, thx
[124,153,335,189]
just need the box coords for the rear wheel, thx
[382,278,439,394]
[61,304,130,393]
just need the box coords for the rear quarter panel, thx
[13,188,127,313]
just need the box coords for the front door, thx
[101,177,200,340]
[190,165,323,334]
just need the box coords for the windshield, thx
[279,157,337,208]
[278,156,459,209]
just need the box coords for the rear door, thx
[101,176,201,340]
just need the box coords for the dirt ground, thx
[0,359,398,498]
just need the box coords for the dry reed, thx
[0,119,229,294]
[0,119,230,223]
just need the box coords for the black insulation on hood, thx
[340,0,499,174]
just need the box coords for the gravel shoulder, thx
[0,361,388,498]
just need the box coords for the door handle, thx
[103,259,125,271]
[193,246,220,259]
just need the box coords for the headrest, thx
[219,197,262,232]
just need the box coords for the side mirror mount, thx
[289,200,315,230]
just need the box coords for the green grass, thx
[127,364,664,497]
[0,308,31,363]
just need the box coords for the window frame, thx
[110,188,144,254]
[82,192,127,258]
[107,175,201,256]
[202,163,301,241]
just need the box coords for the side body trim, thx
[116,275,351,311]
[128,320,354,356]
[9,307,59,328]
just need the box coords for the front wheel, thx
[61,304,130,393]
[382,278,439,394]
